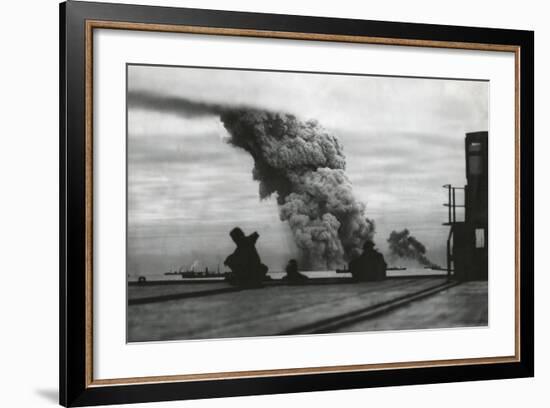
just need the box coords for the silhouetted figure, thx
[349,241,387,282]
[282,259,309,284]
[224,227,268,288]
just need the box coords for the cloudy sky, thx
[127,64,488,276]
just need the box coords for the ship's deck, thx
[127,277,488,342]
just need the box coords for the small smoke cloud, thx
[221,109,374,269]
[387,229,435,267]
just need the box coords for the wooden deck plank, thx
[128,283,232,300]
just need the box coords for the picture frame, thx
[60,1,534,406]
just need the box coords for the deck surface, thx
[127,277,487,342]
[332,281,488,332]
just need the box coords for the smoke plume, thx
[128,91,375,269]
[220,109,374,269]
[127,90,226,118]
[387,229,435,267]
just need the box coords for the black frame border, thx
[60,1,534,406]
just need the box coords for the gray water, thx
[129,268,446,282]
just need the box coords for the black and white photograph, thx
[126,64,489,342]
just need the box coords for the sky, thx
[126,64,488,276]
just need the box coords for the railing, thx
[443,184,466,278]
[442,184,465,225]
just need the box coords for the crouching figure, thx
[282,259,309,284]
[349,240,387,282]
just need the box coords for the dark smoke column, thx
[220,108,374,269]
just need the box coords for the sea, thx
[128,267,447,283]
